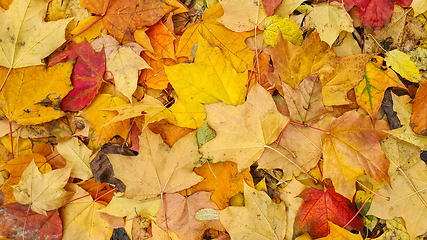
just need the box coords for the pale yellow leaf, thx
[216,0,268,32]
[56,137,92,181]
[385,49,422,83]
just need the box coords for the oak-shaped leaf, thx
[49,40,106,111]
[156,192,225,240]
[368,160,427,239]
[323,110,390,199]
[0,62,74,125]
[11,160,72,215]
[200,83,290,172]
[0,0,71,69]
[294,186,363,239]
[80,0,175,43]
[107,127,203,200]
[0,203,62,240]
[218,182,287,240]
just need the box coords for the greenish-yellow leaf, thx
[385,49,422,83]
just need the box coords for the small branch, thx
[343,198,368,228]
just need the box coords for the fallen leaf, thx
[107,46,151,102]
[304,2,354,46]
[385,49,422,83]
[0,203,62,240]
[274,0,306,17]
[145,20,176,60]
[0,0,71,69]
[77,178,116,203]
[148,119,194,147]
[82,94,131,150]
[139,53,175,90]
[0,62,74,125]
[263,15,303,47]
[411,0,427,16]
[189,161,254,209]
[80,0,175,43]
[294,185,363,239]
[12,160,72,215]
[56,137,93,181]
[218,182,287,240]
[368,160,427,240]
[70,16,107,43]
[323,110,390,199]
[60,183,113,240]
[156,192,225,240]
[48,40,106,111]
[107,128,203,200]
[281,75,330,124]
[332,31,361,56]
[200,83,290,172]
[169,99,207,129]
[354,56,407,119]
[216,0,268,32]
[264,0,283,15]
[0,153,52,205]
[166,37,248,106]
[317,221,363,240]
[388,92,427,150]
[411,81,427,135]
[175,4,254,73]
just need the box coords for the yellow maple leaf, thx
[107,47,151,102]
[317,222,363,240]
[70,16,107,43]
[83,94,131,150]
[168,99,206,129]
[176,3,254,73]
[385,49,422,83]
[304,2,354,46]
[0,0,71,69]
[60,183,113,240]
[218,182,287,240]
[263,15,303,47]
[0,62,74,125]
[12,160,72,215]
[107,128,203,200]
[200,83,289,172]
[216,0,268,32]
[56,137,92,181]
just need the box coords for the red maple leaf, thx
[294,186,363,238]
[49,40,105,111]
[0,203,62,239]
[331,0,412,30]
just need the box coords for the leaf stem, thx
[9,121,13,158]
[343,198,368,228]
[264,144,318,182]
[0,66,12,93]
[397,167,427,209]
[290,121,330,134]
[356,180,389,201]
[176,0,202,22]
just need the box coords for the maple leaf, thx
[411,81,427,136]
[216,0,268,32]
[48,40,106,111]
[354,56,407,119]
[411,0,427,16]
[169,99,206,129]
[0,62,74,125]
[148,119,194,147]
[70,16,108,44]
[263,15,303,47]
[175,4,254,73]
[59,183,113,240]
[80,0,175,43]
[107,128,203,200]
[304,2,354,46]
[0,203,62,239]
[0,0,71,69]
[263,0,283,15]
[83,94,131,150]
[368,160,427,239]
[144,20,176,60]
[323,110,390,199]
[294,185,363,239]
[139,53,175,90]
[334,0,412,30]
[156,192,225,240]
[200,83,289,172]
[318,221,363,240]
[56,137,93,181]
[385,49,422,83]
[189,161,254,209]
[218,182,287,240]
[12,160,72,215]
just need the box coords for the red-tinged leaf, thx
[263,0,283,16]
[332,0,412,30]
[49,40,105,111]
[294,186,363,239]
[0,203,62,240]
